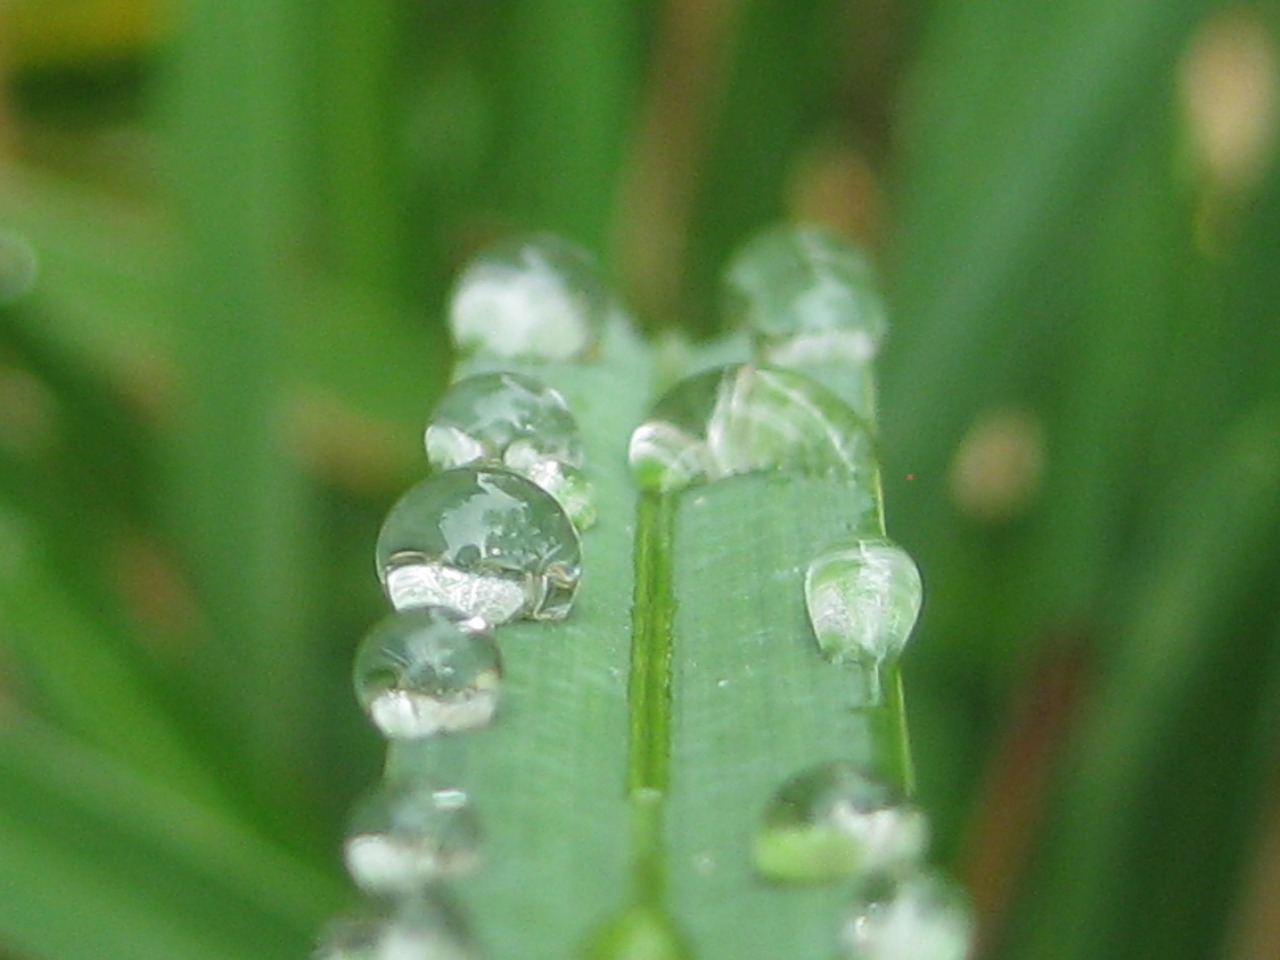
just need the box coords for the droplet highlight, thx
[424,372,596,528]
[376,466,582,624]
[839,871,974,960]
[344,779,482,891]
[628,364,874,494]
[754,761,928,883]
[449,234,609,362]
[313,890,480,960]
[723,225,887,367]
[354,606,501,739]
[804,538,922,703]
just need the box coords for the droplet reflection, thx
[723,225,887,367]
[449,234,608,362]
[375,466,582,623]
[804,537,922,704]
[313,890,480,960]
[628,364,874,494]
[424,372,596,529]
[344,779,482,891]
[755,761,928,883]
[353,606,501,739]
[839,870,974,960]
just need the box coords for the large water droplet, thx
[449,234,609,362]
[376,466,582,623]
[805,538,922,703]
[354,606,501,739]
[424,372,596,529]
[344,779,482,891]
[839,871,974,960]
[723,225,887,367]
[628,364,874,494]
[313,890,480,960]
[754,761,928,883]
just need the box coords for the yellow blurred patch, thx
[7,0,172,70]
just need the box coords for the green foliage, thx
[2,1,1280,959]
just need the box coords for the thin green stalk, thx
[628,493,677,797]
[167,0,319,818]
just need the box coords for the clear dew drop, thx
[343,778,483,891]
[804,537,922,703]
[723,224,887,367]
[354,606,501,739]
[627,364,874,494]
[754,761,929,883]
[424,372,596,529]
[839,871,974,960]
[313,889,480,960]
[448,234,609,362]
[376,466,582,624]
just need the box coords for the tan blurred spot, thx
[785,139,884,253]
[114,533,205,654]
[950,408,1045,522]
[1180,8,1279,193]
[289,389,418,497]
[1227,770,1280,960]
[0,363,57,457]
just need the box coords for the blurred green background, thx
[1,0,1278,958]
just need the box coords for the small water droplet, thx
[344,778,483,891]
[313,889,480,960]
[424,372,597,529]
[723,225,887,367]
[805,538,922,704]
[628,364,873,494]
[754,761,928,883]
[839,871,973,960]
[354,606,501,739]
[376,466,582,623]
[449,234,608,362]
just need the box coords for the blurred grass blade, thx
[0,505,221,801]
[0,716,343,960]
[166,0,332,809]
[1009,407,1280,960]
[683,0,844,331]
[502,0,639,251]
[888,0,1213,467]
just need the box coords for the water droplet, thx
[354,606,501,739]
[424,372,597,529]
[376,466,582,623]
[344,778,482,891]
[723,225,887,367]
[628,364,874,494]
[754,761,928,883]
[449,234,608,362]
[313,890,480,960]
[804,538,922,703]
[839,871,974,960]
